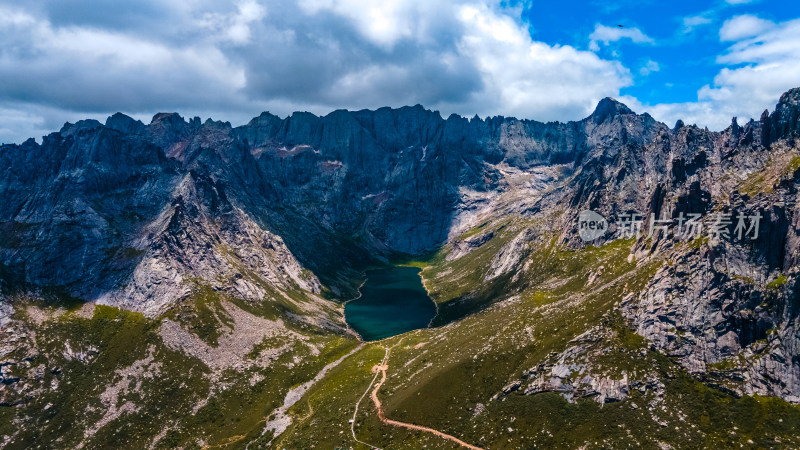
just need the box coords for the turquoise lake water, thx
[344,266,437,341]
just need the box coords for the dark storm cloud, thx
[230,1,483,108]
[38,0,173,32]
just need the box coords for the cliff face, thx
[1,88,800,406]
[0,100,620,305]
[532,88,800,403]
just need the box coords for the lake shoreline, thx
[344,266,437,342]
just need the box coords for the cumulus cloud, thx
[632,15,800,130]
[296,0,441,49]
[639,60,660,76]
[198,0,266,44]
[452,4,631,120]
[234,0,484,111]
[0,0,635,143]
[682,15,712,33]
[589,24,654,51]
[720,14,773,41]
[4,1,793,145]
[0,4,247,114]
[248,1,631,121]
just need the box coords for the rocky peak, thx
[150,112,185,125]
[146,112,200,152]
[148,112,202,134]
[5,87,800,448]
[59,119,103,138]
[769,87,800,142]
[590,97,635,124]
[105,113,145,135]
[244,111,282,129]
[777,87,800,108]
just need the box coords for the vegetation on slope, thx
[277,222,800,448]
[1,295,357,449]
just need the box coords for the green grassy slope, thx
[277,221,800,448]
[1,296,357,449]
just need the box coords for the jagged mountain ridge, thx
[0,97,622,311]
[0,91,799,362]
[1,89,800,448]
[4,92,791,307]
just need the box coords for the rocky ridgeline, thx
[545,90,800,404]
[1,88,800,405]
[493,323,668,413]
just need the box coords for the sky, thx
[0,0,799,144]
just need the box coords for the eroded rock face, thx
[544,90,800,404]
[0,100,657,308]
[2,88,800,404]
[495,324,666,407]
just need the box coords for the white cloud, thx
[297,0,445,49]
[0,4,246,115]
[198,0,267,44]
[589,24,654,50]
[247,2,632,122]
[682,15,712,33]
[0,106,46,145]
[635,16,800,130]
[3,0,797,148]
[639,60,660,76]
[725,0,755,4]
[0,0,637,143]
[720,14,773,41]
[454,4,632,121]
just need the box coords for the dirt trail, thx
[260,343,364,444]
[369,346,483,450]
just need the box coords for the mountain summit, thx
[590,96,635,123]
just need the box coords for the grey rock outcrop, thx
[2,87,800,404]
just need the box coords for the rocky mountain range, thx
[0,88,799,448]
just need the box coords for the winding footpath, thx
[260,342,364,445]
[349,348,389,450]
[353,344,483,450]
